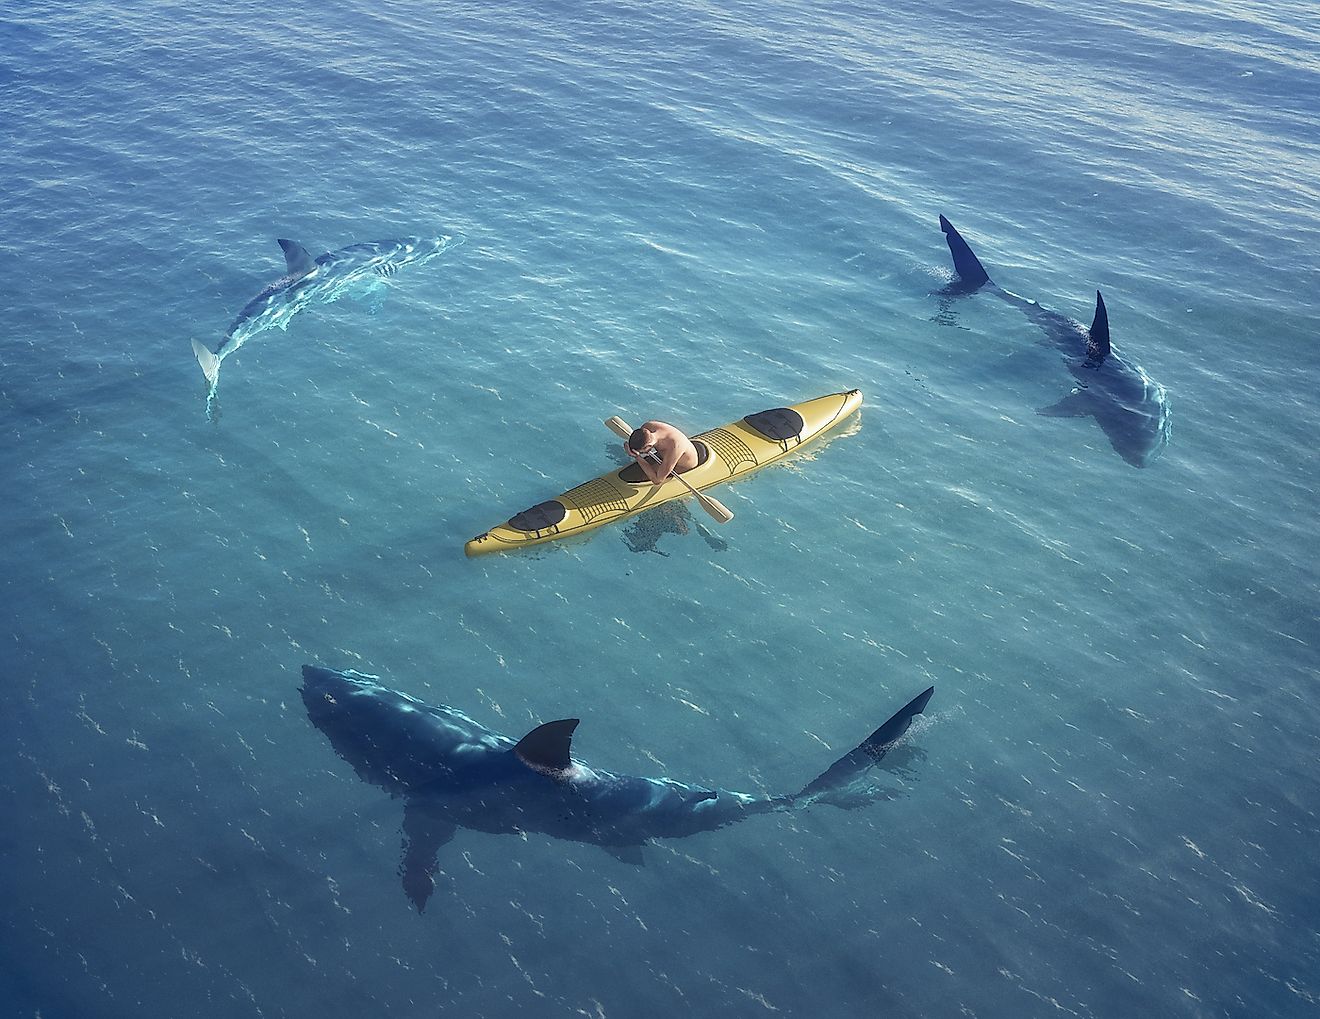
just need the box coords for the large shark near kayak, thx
[191,234,459,416]
[301,664,934,912]
[936,214,1170,467]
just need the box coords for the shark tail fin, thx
[795,686,934,800]
[192,339,221,387]
[939,214,992,289]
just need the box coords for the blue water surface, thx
[2,0,1318,1015]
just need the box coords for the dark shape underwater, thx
[937,214,1170,467]
[301,664,933,912]
[606,442,728,555]
[622,501,729,555]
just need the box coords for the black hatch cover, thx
[743,407,804,441]
[508,500,568,532]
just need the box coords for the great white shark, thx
[191,235,458,416]
[301,664,934,912]
[937,214,1170,467]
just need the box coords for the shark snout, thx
[302,663,349,692]
[300,664,380,715]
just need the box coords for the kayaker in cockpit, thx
[624,421,700,487]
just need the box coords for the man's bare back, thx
[625,420,699,487]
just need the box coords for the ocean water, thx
[2,0,1318,1015]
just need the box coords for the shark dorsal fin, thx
[939,214,991,289]
[514,718,579,773]
[277,238,317,279]
[1086,290,1111,364]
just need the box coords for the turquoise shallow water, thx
[2,0,1318,1015]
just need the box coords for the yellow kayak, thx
[465,389,862,556]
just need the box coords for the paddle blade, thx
[604,416,632,439]
[698,494,734,524]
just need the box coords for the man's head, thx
[628,427,653,454]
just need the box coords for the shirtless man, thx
[625,420,699,487]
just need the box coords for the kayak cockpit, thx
[616,439,710,485]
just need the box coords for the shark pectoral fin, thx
[277,238,317,280]
[1038,390,1095,418]
[513,719,579,774]
[601,843,647,867]
[400,802,456,914]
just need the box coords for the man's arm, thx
[627,423,678,487]
[648,441,680,487]
[637,450,666,486]
[652,440,681,483]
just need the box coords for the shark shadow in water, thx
[597,443,728,555]
[622,501,730,555]
[301,664,934,912]
[191,235,460,417]
[936,215,1170,467]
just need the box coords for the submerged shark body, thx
[191,235,457,415]
[301,664,933,912]
[938,215,1170,467]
